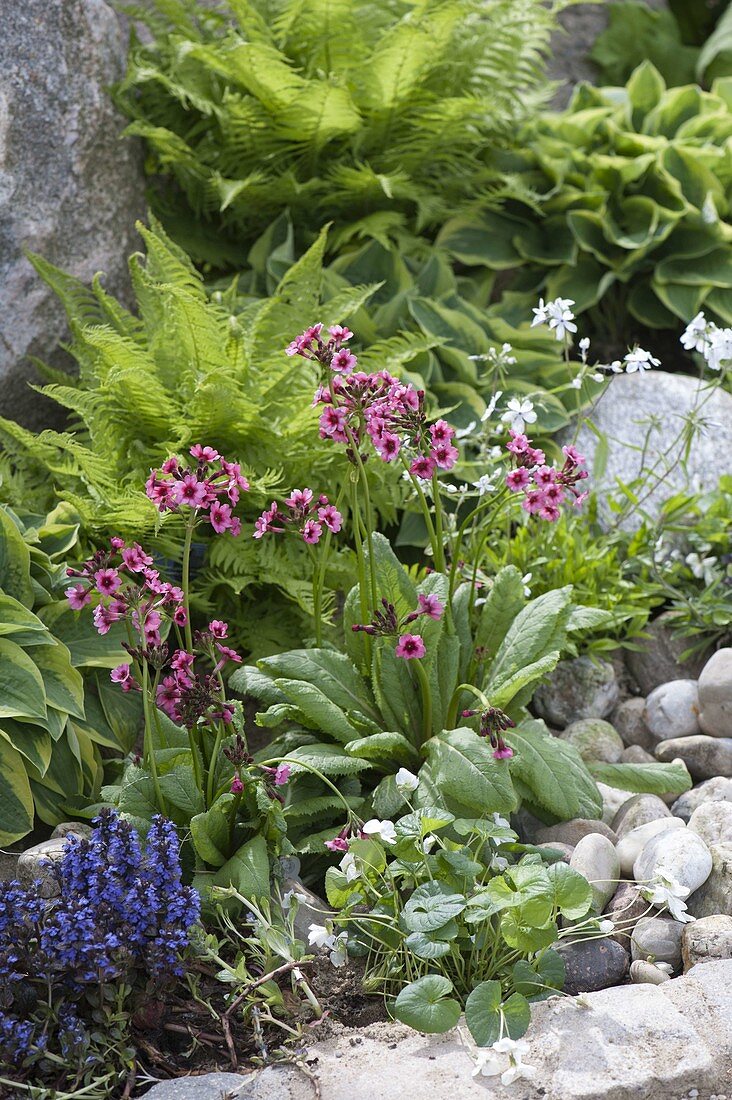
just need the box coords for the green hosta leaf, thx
[0,594,50,645]
[423,728,518,816]
[0,718,52,776]
[190,795,235,868]
[0,638,47,721]
[31,643,85,720]
[0,507,33,608]
[345,731,420,766]
[38,604,128,668]
[545,862,593,919]
[587,760,692,796]
[402,882,466,933]
[283,743,372,777]
[393,975,461,1034]
[0,737,34,844]
[273,678,360,744]
[465,980,502,1046]
[506,720,602,821]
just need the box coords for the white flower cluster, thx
[308,922,349,967]
[472,1037,536,1085]
[530,297,661,380]
[532,297,578,341]
[640,872,696,923]
[681,311,732,372]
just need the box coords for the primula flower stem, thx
[430,469,447,573]
[206,720,227,808]
[141,662,167,815]
[411,658,433,746]
[181,516,195,653]
[400,455,440,562]
[446,683,490,729]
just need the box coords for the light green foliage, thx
[0,222,412,653]
[439,64,732,340]
[0,503,134,843]
[116,0,562,265]
[591,1,732,89]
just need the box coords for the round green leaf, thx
[465,980,502,1046]
[546,862,594,919]
[405,932,452,960]
[394,975,461,1034]
[402,882,466,932]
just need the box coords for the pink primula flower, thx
[395,634,426,660]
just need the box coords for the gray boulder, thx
[532,656,619,727]
[631,914,683,971]
[558,718,624,762]
[697,648,732,738]
[0,0,145,429]
[672,776,732,822]
[571,370,732,529]
[688,842,732,919]
[625,612,708,696]
[682,915,732,971]
[644,679,701,742]
[612,793,672,838]
[611,696,655,752]
[655,735,732,781]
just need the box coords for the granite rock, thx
[697,647,732,738]
[672,776,732,822]
[532,656,619,727]
[655,735,732,780]
[682,915,732,971]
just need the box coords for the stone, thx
[571,370,732,529]
[661,960,732,1080]
[644,679,701,742]
[532,656,619,728]
[17,838,69,898]
[698,648,732,738]
[672,776,732,822]
[604,882,650,948]
[688,800,732,847]
[612,793,672,838]
[536,841,574,862]
[616,817,686,877]
[682,915,732,971]
[625,612,708,696]
[631,915,683,971]
[555,937,629,994]
[51,822,93,841]
[141,1074,255,1099]
[596,782,634,826]
[536,818,617,847]
[558,718,624,762]
[634,827,713,896]
[570,833,620,911]
[610,696,655,752]
[688,842,732,919]
[655,735,732,780]
[629,959,672,985]
[621,743,656,764]
[0,0,145,429]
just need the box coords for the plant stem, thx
[431,469,446,573]
[412,658,433,745]
[446,682,491,728]
[141,662,166,814]
[181,516,195,653]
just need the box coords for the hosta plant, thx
[0,502,135,844]
[438,64,732,346]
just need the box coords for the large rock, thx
[570,833,620,912]
[655,735,732,780]
[612,793,671,838]
[558,718,624,763]
[631,915,683,971]
[555,938,629,994]
[625,613,708,696]
[644,680,701,742]
[616,817,685,878]
[0,0,145,428]
[688,801,732,848]
[142,1075,257,1099]
[634,827,713,896]
[572,371,732,529]
[697,648,732,738]
[536,818,617,847]
[611,696,655,752]
[688,842,732,919]
[532,656,619,727]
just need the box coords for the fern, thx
[0,221,421,653]
[114,0,565,266]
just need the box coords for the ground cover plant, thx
[439,64,732,351]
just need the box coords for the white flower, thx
[455,421,477,440]
[491,854,509,872]
[481,389,504,421]
[531,298,548,327]
[609,359,624,373]
[578,336,590,362]
[624,347,660,373]
[472,1049,505,1078]
[686,552,718,585]
[522,572,532,597]
[308,923,333,949]
[395,767,419,792]
[545,297,577,341]
[329,931,348,968]
[501,397,537,434]
[493,812,511,829]
[422,834,437,854]
[706,325,732,371]
[681,312,711,354]
[641,873,696,923]
[491,1038,537,1086]
[339,851,361,883]
[281,888,309,910]
[473,474,496,496]
[362,818,397,845]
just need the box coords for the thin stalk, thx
[412,658,433,745]
[430,469,446,573]
[181,516,195,653]
[446,682,491,729]
[141,662,166,814]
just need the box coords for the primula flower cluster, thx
[504,431,588,521]
[153,621,241,727]
[145,445,249,534]
[462,705,516,760]
[0,811,198,1068]
[351,592,444,660]
[253,487,343,545]
[286,323,458,479]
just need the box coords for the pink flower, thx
[156,676,181,718]
[574,490,589,508]
[374,432,401,461]
[190,444,220,462]
[172,473,208,509]
[209,500,234,533]
[161,456,180,475]
[302,519,323,544]
[285,488,313,511]
[231,775,244,794]
[319,406,348,440]
[562,444,586,465]
[274,763,291,786]
[493,745,514,759]
[417,593,444,620]
[429,419,454,445]
[93,605,115,636]
[533,466,556,488]
[331,348,357,374]
[253,503,281,539]
[329,325,353,342]
[216,643,242,665]
[526,446,546,466]
[431,443,459,470]
[110,664,132,685]
[110,537,125,550]
[410,455,436,480]
[506,468,530,491]
[506,431,530,455]
[145,472,175,512]
[173,606,188,627]
[121,544,153,573]
[94,568,121,596]
[325,833,350,853]
[539,502,561,522]
[395,634,426,660]
[66,584,90,610]
[209,620,228,638]
[522,490,546,515]
[318,504,343,533]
